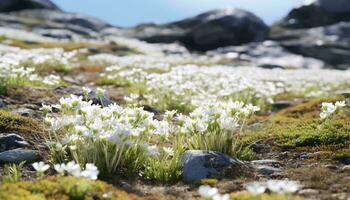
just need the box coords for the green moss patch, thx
[278,96,344,119]
[239,98,350,150]
[0,176,160,200]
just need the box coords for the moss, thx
[234,147,258,161]
[0,176,153,200]
[8,39,132,53]
[239,96,350,150]
[199,179,218,186]
[230,192,303,200]
[0,110,45,142]
[278,96,344,119]
[274,116,349,149]
[330,149,350,161]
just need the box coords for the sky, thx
[52,0,304,27]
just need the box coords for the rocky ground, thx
[0,0,350,200]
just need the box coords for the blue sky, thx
[52,0,304,27]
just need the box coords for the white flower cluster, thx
[32,161,99,180]
[178,101,260,133]
[105,61,350,111]
[198,185,230,200]
[46,92,259,174]
[0,45,77,69]
[46,94,159,145]
[32,161,50,173]
[0,45,78,86]
[246,180,300,196]
[54,161,99,180]
[320,101,346,119]
[90,53,222,72]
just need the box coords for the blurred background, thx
[0,0,349,69]
[52,0,304,27]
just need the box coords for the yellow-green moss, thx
[230,191,303,200]
[330,149,350,161]
[278,96,344,119]
[7,39,130,52]
[274,115,350,149]
[239,99,350,150]
[0,176,161,200]
[199,178,218,186]
[0,110,45,142]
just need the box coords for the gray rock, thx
[248,140,271,154]
[125,8,269,51]
[0,9,108,39]
[336,91,350,98]
[340,157,350,165]
[325,164,338,170]
[0,149,40,164]
[0,98,6,108]
[256,165,282,176]
[0,0,60,12]
[272,101,294,110]
[14,9,110,32]
[275,0,350,29]
[35,28,79,40]
[12,107,36,117]
[272,22,350,69]
[181,150,247,183]
[298,189,320,195]
[341,165,350,172]
[0,133,29,152]
[251,159,281,166]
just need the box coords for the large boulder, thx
[126,8,269,51]
[0,0,60,12]
[13,10,111,32]
[271,22,350,69]
[276,0,350,29]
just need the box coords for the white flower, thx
[246,182,266,196]
[219,115,238,131]
[82,87,92,96]
[164,110,177,121]
[198,185,219,198]
[96,87,106,97]
[320,102,337,119]
[147,145,160,156]
[195,120,208,132]
[282,181,300,193]
[319,112,328,119]
[163,147,174,156]
[32,162,50,172]
[65,161,81,177]
[40,104,52,113]
[54,163,66,174]
[212,193,230,200]
[81,163,99,180]
[335,101,346,108]
[267,180,300,194]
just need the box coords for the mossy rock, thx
[0,176,169,200]
[0,110,45,143]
